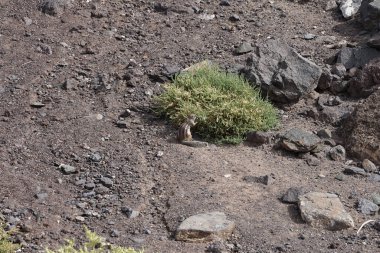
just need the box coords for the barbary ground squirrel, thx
[177,115,208,147]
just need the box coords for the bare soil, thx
[1,0,379,252]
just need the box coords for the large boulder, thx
[241,39,322,103]
[340,0,362,19]
[342,89,380,164]
[336,46,380,69]
[360,0,380,31]
[347,58,380,98]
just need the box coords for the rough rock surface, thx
[241,39,322,103]
[298,192,355,230]
[340,0,362,19]
[336,46,380,69]
[279,128,322,153]
[360,0,380,31]
[347,58,380,98]
[175,212,235,242]
[343,89,380,164]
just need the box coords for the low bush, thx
[155,62,278,144]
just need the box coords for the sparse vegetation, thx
[155,62,278,144]
[46,227,143,253]
[0,222,20,253]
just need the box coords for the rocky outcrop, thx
[360,0,380,31]
[241,39,322,103]
[342,89,380,164]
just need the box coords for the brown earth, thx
[1,0,380,253]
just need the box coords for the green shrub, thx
[155,62,278,144]
[46,227,143,253]
[0,223,20,253]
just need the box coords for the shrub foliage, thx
[155,62,278,143]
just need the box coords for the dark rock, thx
[110,229,120,237]
[318,106,353,126]
[206,240,228,253]
[121,207,139,218]
[241,39,322,103]
[368,34,380,49]
[331,63,346,77]
[317,68,334,91]
[30,102,45,108]
[347,58,380,98]
[357,198,379,215]
[38,0,72,16]
[220,0,231,6]
[229,14,240,21]
[279,128,322,153]
[360,0,380,31]
[343,166,367,176]
[343,89,380,164]
[246,131,272,145]
[242,175,274,185]
[317,129,332,139]
[282,187,306,204]
[100,177,113,188]
[336,46,380,69]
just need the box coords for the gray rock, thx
[343,166,367,176]
[88,153,102,163]
[100,177,113,188]
[246,131,272,145]
[317,129,332,139]
[329,145,346,161]
[38,0,72,16]
[371,193,380,205]
[340,0,362,19]
[326,0,338,10]
[306,154,321,166]
[229,14,240,21]
[59,164,77,174]
[298,192,354,230]
[282,187,306,204]
[241,39,322,103]
[35,192,48,200]
[242,175,274,185]
[336,46,380,69]
[368,174,380,182]
[199,13,215,20]
[362,159,377,172]
[318,106,353,126]
[304,33,316,40]
[110,229,120,237]
[84,182,96,190]
[176,212,235,242]
[279,128,322,153]
[121,207,139,218]
[357,198,379,215]
[347,58,380,98]
[317,68,334,91]
[235,42,254,54]
[360,0,380,31]
[23,17,33,26]
[331,63,346,77]
[367,34,380,49]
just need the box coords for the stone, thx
[88,153,102,163]
[35,192,48,200]
[38,0,73,16]
[318,106,353,126]
[84,182,95,190]
[306,154,321,166]
[110,229,120,237]
[59,164,77,174]
[23,17,33,26]
[362,159,377,172]
[339,0,362,19]
[369,174,380,182]
[121,207,139,218]
[368,34,380,49]
[329,145,346,161]
[343,166,367,176]
[343,89,380,164]
[30,102,45,108]
[279,128,322,153]
[347,58,380,98]
[242,175,274,185]
[360,0,380,31]
[317,129,332,139]
[331,63,346,77]
[100,177,113,188]
[229,14,240,21]
[317,68,333,91]
[336,46,380,69]
[304,33,316,40]
[220,0,231,6]
[357,198,379,215]
[175,212,235,242]
[326,0,338,10]
[235,42,254,54]
[282,187,306,204]
[298,192,354,230]
[246,131,272,145]
[371,193,380,205]
[241,39,322,103]
[199,13,215,21]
